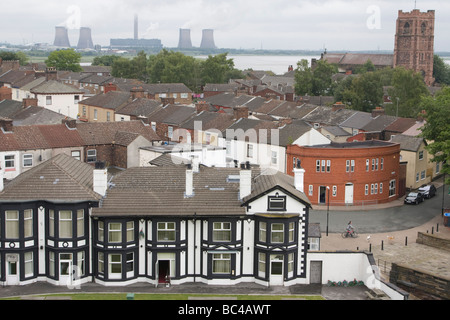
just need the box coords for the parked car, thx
[404,192,425,205]
[418,184,437,199]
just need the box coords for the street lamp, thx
[326,186,330,236]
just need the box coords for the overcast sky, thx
[1,0,449,51]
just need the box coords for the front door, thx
[158,260,170,284]
[6,254,19,285]
[319,186,327,204]
[345,183,354,205]
[59,253,73,286]
[310,261,323,284]
[270,254,284,286]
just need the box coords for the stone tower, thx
[393,9,435,86]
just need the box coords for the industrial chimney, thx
[53,26,71,48]
[178,29,193,49]
[134,14,139,40]
[200,29,216,49]
[77,27,94,49]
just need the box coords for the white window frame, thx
[24,209,33,238]
[23,154,33,167]
[271,223,284,244]
[5,155,15,169]
[108,223,122,243]
[212,253,231,274]
[59,211,73,239]
[46,96,52,105]
[24,252,34,278]
[259,222,267,242]
[87,149,97,163]
[126,221,134,242]
[157,222,176,242]
[5,210,19,239]
[109,254,122,278]
[77,210,84,237]
[213,222,231,242]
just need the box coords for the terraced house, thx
[0,154,313,287]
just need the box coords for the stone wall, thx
[416,232,450,252]
[390,263,450,300]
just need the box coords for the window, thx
[98,252,104,274]
[326,160,331,172]
[94,109,98,120]
[332,186,337,197]
[380,183,383,194]
[268,196,286,211]
[49,210,55,237]
[157,222,176,242]
[416,172,420,183]
[366,159,370,172]
[46,96,52,105]
[380,158,384,170]
[5,155,15,169]
[308,237,320,251]
[365,184,369,196]
[421,170,426,180]
[77,210,84,237]
[316,160,320,172]
[108,223,122,243]
[24,209,33,238]
[375,183,378,194]
[107,112,111,122]
[321,160,326,172]
[371,184,375,195]
[87,149,97,163]
[271,151,278,165]
[212,253,231,274]
[78,251,85,276]
[389,180,396,197]
[375,159,379,171]
[71,150,81,161]
[181,93,188,99]
[288,253,295,275]
[372,159,375,171]
[258,253,266,278]
[126,252,134,274]
[213,222,231,242]
[346,160,350,172]
[82,106,86,116]
[259,222,267,242]
[109,254,122,275]
[271,224,284,243]
[98,221,104,242]
[74,95,80,104]
[127,222,134,242]
[288,222,295,242]
[168,126,174,139]
[23,154,33,167]
[351,160,355,172]
[49,252,55,277]
[59,211,72,238]
[309,185,313,196]
[25,252,33,277]
[5,211,19,239]
[247,144,253,158]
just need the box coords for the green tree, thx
[294,59,337,96]
[294,59,313,96]
[200,53,235,84]
[0,51,29,66]
[433,55,450,85]
[386,67,430,118]
[92,55,121,66]
[420,87,450,184]
[45,49,82,72]
[340,71,384,112]
[354,59,376,74]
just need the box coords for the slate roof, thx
[269,102,317,120]
[79,91,131,110]
[0,153,102,203]
[390,134,425,152]
[142,83,192,94]
[361,115,397,132]
[30,80,84,94]
[0,99,23,118]
[339,111,374,130]
[115,98,163,118]
[278,121,313,147]
[147,104,196,125]
[222,118,279,143]
[91,166,311,217]
[180,111,235,132]
[384,117,417,133]
[302,106,357,126]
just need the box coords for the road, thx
[309,183,450,234]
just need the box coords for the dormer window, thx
[268,195,286,211]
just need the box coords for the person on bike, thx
[346,221,354,235]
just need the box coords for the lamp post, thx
[326,186,330,236]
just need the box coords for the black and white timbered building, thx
[0,153,312,287]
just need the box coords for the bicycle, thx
[342,229,358,238]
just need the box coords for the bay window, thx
[157,222,176,242]
[212,253,231,274]
[59,211,72,238]
[271,223,284,243]
[213,222,231,242]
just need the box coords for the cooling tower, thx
[53,26,71,47]
[178,29,193,49]
[77,27,94,49]
[200,29,216,49]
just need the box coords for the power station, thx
[200,29,216,49]
[53,26,71,48]
[77,27,94,50]
[178,29,193,49]
[110,14,163,49]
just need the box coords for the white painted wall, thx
[34,93,82,119]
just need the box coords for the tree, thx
[92,55,121,67]
[386,67,430,118]
[200,53,236,84]
[354,59,376,74]
[433,55,450,85]
[45,49,82,72]
[420,87,450,184]
[340,71,384,112]
[0,51,29,66]
[294,59,337,96]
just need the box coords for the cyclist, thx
[346,221,354,235]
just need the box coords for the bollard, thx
[381,240,384,251]
[437,223,439,233]
[369,243,372,252]
[432,226,434,234]
[405,236,407,246]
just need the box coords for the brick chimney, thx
[104,83,117,94]
[372,107,385,118]
[22,98,38,108]
[196,101,210,113]
[62,118,77,129]
[332,102,346,112]
[45,67,58,81]
[131,86,146,100]
[0,118,13,132]
[160,97,175,105]
[0,87,12,100]
[233,106,249,120]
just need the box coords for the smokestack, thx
[53,26,71,48]
[134,14,138,40]
[178,29,193,49]
[77,27,94,49]
[200,29,216,49]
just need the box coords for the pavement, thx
[1,178,449,301]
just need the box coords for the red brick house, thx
[287,140,403,206]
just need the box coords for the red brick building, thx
[287,140,403,206]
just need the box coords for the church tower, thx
[393,9,435,86]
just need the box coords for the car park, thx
[418,184,437,199]
[404,192,425,205]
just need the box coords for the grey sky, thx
[1,0,449,51]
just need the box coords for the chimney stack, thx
[93,161,108,197]
[185,165,194,198]
[233,106,249,120]
[46,67,58,81]
[239,162,252,199]
[23,98,38,108]
[293,167,305,193]
[0,118,13,132]
[104,83,117,94]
